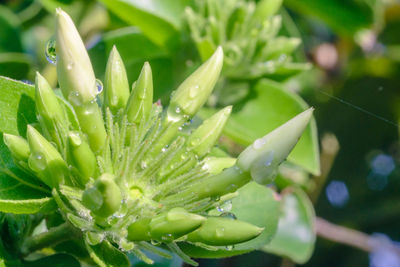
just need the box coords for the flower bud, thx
[187,217,263,246]
[55,8,106,153]
[104,46,130,114]
[127,218,152,241]
[35,72,66,147]
[254,0,283,21]
[82,173,121,218]
[3,134,30,162]
[202,157,236,175]
[26,125,68,188]
[237,108,314,185]
[169,46,223,117]
[67,132,97,185]
[170,166,250,202]
[125,62,153,124]
[149,208,206,240]
[187,106,231,157]
[55,8,97,104]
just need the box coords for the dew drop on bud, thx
[45,38,57,65]
[219,212,237,220]
[217,200,232,213]
[250,151,277,184]
[95,79,103,94]
[226,245,234,250]
[253,138,266,150]
[140,160,148,170]
[68,91,83,106]
[189,85,199,98]
[28,153,46,172]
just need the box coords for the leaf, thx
[98,0,191,49]
[86,240,130,267]
[262,188,316,264]
[23,253,80,267]
[285,0,374,36]
[89,27,174,102]
[202,79,320,175]
[0,172,55,214]
[0,6,23,53]
[180,182,280,258]
[0,76,36,136]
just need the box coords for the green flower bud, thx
[73,102,107,154]
[125,62,153,124]
[82,173,122,217]
[170,166,250,202]
[169,46,223,117]
[55,8,97,104]
[237,108,314,184]
[127,217,152,241]
[55,8,107,154]
[187,106,232,157]
[26,125,68,188]
[104,46,130,114]
[254,0,283,20]
[149,208,206,240]
[187,217,263,246]
[202,157,236,175]
[3,134,30,162]
[35,72,66,147]
[67,132,97,185]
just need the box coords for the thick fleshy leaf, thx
[285,0,374,35]
[180,182,280,258]
[98,0,191,49]
[86,240,130,267]
[262,188,316,264]
[201,79,320,175]
[0,76,36,136]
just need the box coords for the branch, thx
[315,216,400,256]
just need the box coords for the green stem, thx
[21,222,81,255]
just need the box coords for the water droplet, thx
[68,91,83,106]
[67,61,74,70]
[250,151,276,184]
[219,212,237,220]
[190,137,201,147]
[253,138,266,149]
[45,39,57,65]
[189,85,200,98]
[217,200,232,212]
[140,160,148,169]
[95,79,103,94]
[175,107,181,113]
[225,245,234,250]
[216,227,225,237]
[28,153,46,172]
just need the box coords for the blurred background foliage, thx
[0,0,400,266]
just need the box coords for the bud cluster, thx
[185,0,311,80]
[3,9,313,266]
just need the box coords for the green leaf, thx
[0,76,36,136]
[202,79,320,175]
[0,171,55,214]
[98,0,191,49]
[284,0,374,35]
[86,240,130,267]
[89,27,174,101]
[24,253,80,267]
[180,182,280,258]
[262,188,316,264]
